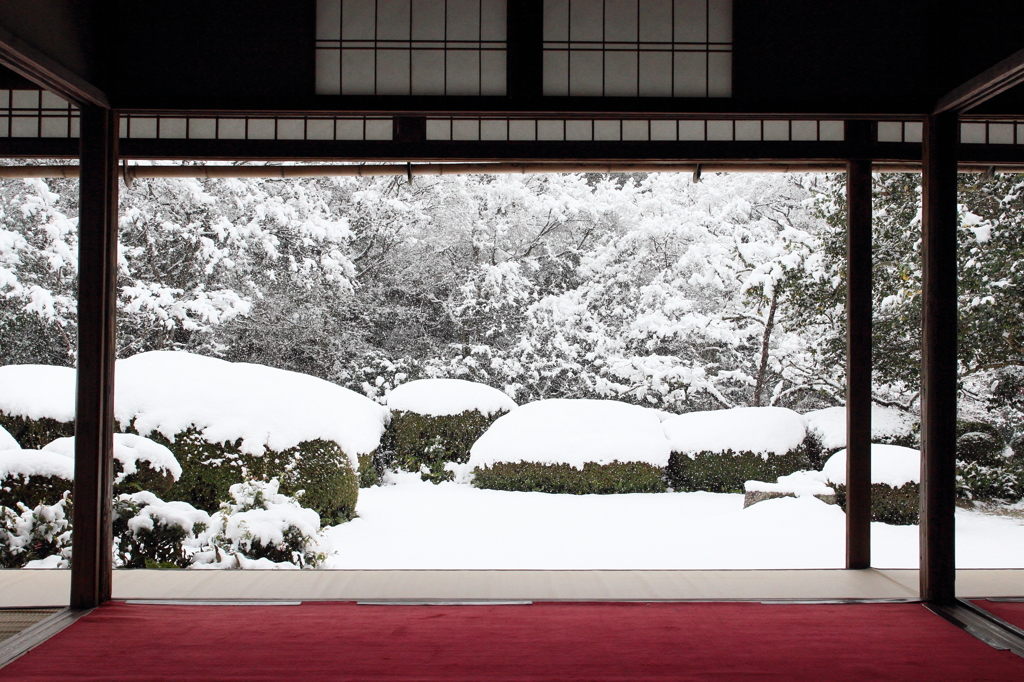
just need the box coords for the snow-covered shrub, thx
[43,434,182,497]
[663,407,811,493]
[115,352,388,524]
[956,461,1021,503]
[0,449,74,508]
[113,492,210,568]
[384,379,517,484]
[823,445,920,525]
[0,494,72,568]
[468,399,671,494]
[0,365,76,449]
[197,479,324,568]
[803,405,918,467]
[956,422,1005,466]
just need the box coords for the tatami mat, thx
[1,569,1023,607]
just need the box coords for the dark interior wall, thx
[0,0,97,81]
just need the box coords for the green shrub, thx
[0,471,72,509]
[0,494,72,568]
[956,431,1005,467]
[114,460,176,498]
[0,412,74,450]
[113,492,210,569]
[666,447,811,494]
[138,427,358,525]
[471,461,667,494]
[387,409,503,483]
[956,460,1023,503]
[831,482,920,525]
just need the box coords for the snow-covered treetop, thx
[0,448,74,481]
[822,444,920,487]
[0,364,76,422]
[662,406,807,457]
[468,398,672,469]
[44,433,183,482]
[386,378,517,417]
[804,405,917,450]
[115,351,389,464]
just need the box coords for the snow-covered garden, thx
[3,169,1024,570]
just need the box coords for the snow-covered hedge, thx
[823,445,920,525]
[0,364,76,449]
[113,492,211,568]
[804,405,918,465]
[0,449,74,508]
[0,494,72,568]
[468,399,671,494]
[383,379,517,484]
[662,407,811,493]
[44,434,182,496]
[0,424,19,451]
[194,479,325,569]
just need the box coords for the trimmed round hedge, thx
[0,471,72,509]
[0,412,74,450]
[831,482,920,525]
[140,427,358,525]
[666,447,811,494]
[385,409,506,484]
[471,460,666,494]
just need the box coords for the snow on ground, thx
[662,406,806,456]
[321,475,1024,569]
[0,364,76,422]
[468,399,672,468]
[0,424,19,451]
[387,378,517,417]
[116,351,389,466]
[804,405,917,450]
[822,444,920,487]
[43,434,182,482]
[0,449,75,481]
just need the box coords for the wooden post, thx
[506,0,544,99]
[920,112,959,603]
[70,106,119,610]
[846,156,873,569]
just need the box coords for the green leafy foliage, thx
[471,461,667,494]
[666,448,811,494]
[0,494,72,568]
[0,471,72,509]
[112,494,208,569]
[0,412,74,450]
[831,482,920,526]
[385,409,503,484]
[141,427,358,525]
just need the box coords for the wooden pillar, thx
[846,157,873,569]
[506,0,544,99]
[70,106,119,610]
[920,112,959,603]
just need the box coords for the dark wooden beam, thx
[935,46,1024,114]
[919,111,959,604]
[845,142,873,569]
[70,106,119,610]
[0,23,108,108]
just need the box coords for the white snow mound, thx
[0,449,75,481]
[119,491,211,534]
[662,407,807,458]
[468,398,672,469]
[0,364,76,422]
[804,405,917,450]
[44,434,183,483]
[115,351,389,468]
[0,424,19,451]
[822,444,920,488]
[387,378,517,417]
[745,470,834,497]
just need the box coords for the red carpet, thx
[4,601,1024,681]
[975,599,1024,630]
